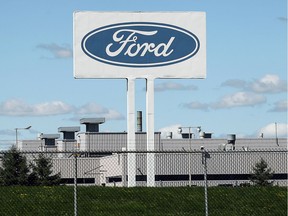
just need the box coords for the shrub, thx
[250,158,274,186]
[29,153,61,186]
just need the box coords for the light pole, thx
[178,126,201,187]
[15,126,32,148]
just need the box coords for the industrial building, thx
[16,117,287,187]
[18,116,286,152]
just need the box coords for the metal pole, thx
[275,122,279,146]
[15,126,31,149]
[202,150,208,216]
[188,127,191,187]
[88,132,90,157]
[178,126,201,187]
[127,78,136,187]
[146,78,155,187]
[74,154,78,216]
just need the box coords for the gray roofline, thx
[40,134,60,139]
[58,126,81,132]
[80,118,105,124]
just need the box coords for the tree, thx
[0,146,29,186]
[29,153,61,186]
[250,158,274,186]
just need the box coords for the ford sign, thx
[74,12,206,79]
[81,22,200,68]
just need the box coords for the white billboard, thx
[73,11,206,79]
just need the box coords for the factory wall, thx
[101,150,287,187]
[52,157,101,185]
[77,132,161,151]
[14,133,287,187]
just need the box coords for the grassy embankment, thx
[0,186,286,216]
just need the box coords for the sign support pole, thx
[127,78,136,187]
[146,78,155,187]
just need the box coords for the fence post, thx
[202,148,210,216]
[74,154,78,216]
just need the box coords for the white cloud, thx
[269,100,288,112]
[221,74,287,94]
[34,101,74,115]
[181,101,209,111]
[75,102,124,120]
[77,103,109,115]
[221,79,248,89]
[158,124,182,139]
[37,43,72,58]
[0,99,74,116]
[250,74,287,93]
[155,82,198,92]
[104,110,125,120]
[258,123,288,138]
[212,92,266,109]
[0,99,125,120]
[183,74,285,111]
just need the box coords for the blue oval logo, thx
[81,22,200,68]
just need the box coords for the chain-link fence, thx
[0,149,287,215]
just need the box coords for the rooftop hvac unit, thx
[40,134,60,146]
[227,134,236,144]
[58,126,80,140]
[199,132,213,139]
[80,118,105,132]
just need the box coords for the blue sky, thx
[0,0,287,150]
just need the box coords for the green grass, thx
[0,186,286,216]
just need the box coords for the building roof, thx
[80,118,105,124]
[40,134,60,139]
[58,127,80,133]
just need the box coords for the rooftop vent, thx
[80,118,105,132]
[227,134,236,145]
[199,132,213,139]
[227,134,236,150]
[40,134,60,146]
[181,133,193,139]
[58,126,80,140]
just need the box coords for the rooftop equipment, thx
[80,118,105,132]
[199,132,213,139]
[40,134,60,146]
[227,134,236,145]
[218,134,237,151]
[58,126,80,140]
[181,133,193,139]
[227,134,236,150]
